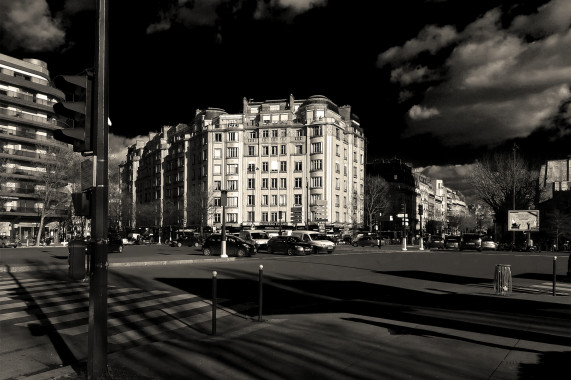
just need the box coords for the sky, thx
[1,0,570,203]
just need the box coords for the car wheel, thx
[352,242,358,247]
[287,248,295,256]
[203,248,212,256]
[237,249,246,257]
[267,246,273,255]
[118,245,123,253]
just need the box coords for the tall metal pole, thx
[88,0,109,378]
[512,143,517,246]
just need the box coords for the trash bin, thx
[494,264,512,296]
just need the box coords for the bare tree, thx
[33,144,80,246]
[545,210,571,250]
[469,151,542,240]
[364,175,391,232]
[187,188,216,237]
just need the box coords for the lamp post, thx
[419,204,424,251]
[512,143,518,245]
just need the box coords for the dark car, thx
[481,236,498,251]
[444,236,460,250]
[169,234,200,247]
[266,236,312,256]
[108,235,124,253]
[202,234,256,257]
[0,236,19,248]
[460,233,482,251]
[425,236,445,249]
[351,235,380,248]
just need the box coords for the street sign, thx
[508,210,539,231]
[397,213,407,218]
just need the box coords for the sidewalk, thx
[3,247,569,380]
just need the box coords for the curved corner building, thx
[0,53,68,241]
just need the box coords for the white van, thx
[239,230,270,251]
[290,230,335,254]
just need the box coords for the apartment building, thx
[0,54,67,240]
[121,95,366,233]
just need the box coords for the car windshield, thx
[251,232,268,239]
[313,234,330,240]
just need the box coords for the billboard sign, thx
[508,210,540,231]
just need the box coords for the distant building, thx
[0,54,67,240]
[120,95,366,234]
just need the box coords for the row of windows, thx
[212,211,349,224]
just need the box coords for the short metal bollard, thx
[494,264,512,296]
[258,265,264,322]
[212,271,217,336]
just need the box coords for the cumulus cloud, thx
[377,24,458,67]
[379,0,571,149]
[408,105,440,120]
[0,0,65,51]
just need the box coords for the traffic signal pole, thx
[88,0,109,378]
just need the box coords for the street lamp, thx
[419,204,424,251]
[221,190,227,258]
[512,143,518,246]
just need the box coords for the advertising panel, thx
[508,210,540,231]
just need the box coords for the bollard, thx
[553,257,557,296]
[212,271,217,336]
[258,265,264,322]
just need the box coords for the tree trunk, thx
[36,211,46,247]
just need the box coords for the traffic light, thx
[52,71,94,155]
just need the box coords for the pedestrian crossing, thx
[518,281,571,296]
[0,275,252,347]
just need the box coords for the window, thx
[227,147,238,157]
[262,129,270,137]
[226,164,238,174]
[271,195,277,206]
[262,146,269,155]
[281,145,286,155]
[247,178,255,189]
[280,178,287,189]
[316,109,325,119]
[336,145,340,156]
[294,161,302,171]
[280,161,287,172]
[272,129,278,137]
[247,195,255,205]
[262,195,268,206]
[294,177,302,188]
[311,177,322,188]
[311,159,323,171]
[215,133,222,142]
[214,148,222,159]
[336,178,340,190]
[249,131,257,138]
[247,163,256,172]
[227,213,237,223]
[262,212,268,222]
[271,146,278,155]
[247,211,254,221]
[262,178,268,189]
[270,104,280,111]
[227,180,238,190]
[271,212,278,222]
[248,146,256,156]
[335,162,340,173]
[214,198,221,207]
[311,142,322,154]
[250,107,259,114]
[214,180,221,190]
[228,132,238,141]
[227,197,238,207]
[294,194,302,205]
[312,126,322,136]
[214,213,221,223]
[271,178,278,189]
[262,116,270,125]
[335,195,340,207]
[280,194,287,206]
[262,162,269,172]
[214,165,221,175]
[295,145,303,154]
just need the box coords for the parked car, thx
[266,236,312,256]
[0,236,19,248]
[290,230,336,254]
[169,234,200,247]
[239,230,270,251]
[108,235,124,253]
[460,233,482,251]
[444,236,460,250]
[481,236,498,251]
[425,236,445,249]
[351,235,380,248]
[202,234,256,257]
